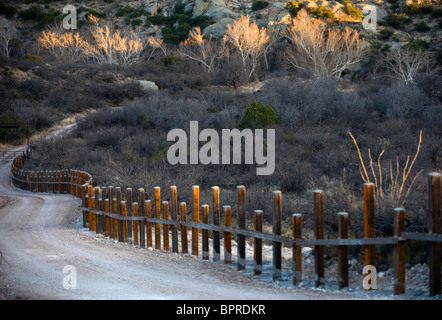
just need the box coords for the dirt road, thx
[0,145,371,301]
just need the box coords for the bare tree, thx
[179,27,228,75]
[0,19,18,58]
[38,23,88,61]
[384,47,434,84]
[225,15,269,81]
[281,9,367,79]
[146,36,167,61]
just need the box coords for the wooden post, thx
[224,206,232,264]
[163,201,169,252]
[121,201,127,242]
[192,185,200,256]
[138,188,146,248]
[170,186,178,253]
[126,188,133,245]
[363,182,376,288]
[428,172,441,296]
[100,187,107,235]
[116,187,123,243]
[314,189,325,287]
[112,197,118,240]
[145,200,153,248]
[273,190,282,281]
[180,202,188,254]
[393,208,406,295]
[94,187,100,234]
[155,186,161,250]
[338,212,349,289]
[202,204,209,260]
[133,202,139,247]
[82,185,88,228]
[88,185,94,231]
[212,186,220,261]
[108,186,114,238]
[237,185,246,270]
[254,210,263,276]
[292,213,302,285]
[90,196,96,232]
[104,198,110,237]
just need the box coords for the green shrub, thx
[414,21,430,32]
[403,38,430,51]
[308,6,335,19]
[285,1,304,17]
[380,13,412,29]
[379,27,395,40]
[343,4,364,20]
[239,100,277,129]
[252,1,270,11]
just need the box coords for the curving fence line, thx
[10,149,442,297]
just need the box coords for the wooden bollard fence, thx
[138,188,146,248]
[126,188,133,245]
[192,185,199,256]
[393,208,406,295]
[145,200,152,248]
[163,201,169,251]
[155,187,161,250]
[121,201,127,242]
[292,213,302,285]
[338,212,349,289]
[273,190,282,281]
[314,190,325,287]
[428,172,441,296]
[224,205,232,264]
[133,202,139,247]
[363,182,376,290]
[170,186,178,253]
[180,202,188,254]
[237,185,246,270]
[254,210,263,276]
[212,186,220,261]
[202,204,209,260]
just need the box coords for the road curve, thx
[0,147,364,300]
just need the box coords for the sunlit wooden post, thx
[212,186,220,261]
[126,188,133,245]
[314,189,325,287]
[133,202,139,247]
[180,202,188,254]
[108,186,114,238]
[273,191,282,281]
[254,210,263,276]
[100,187,107,235]
[393,208,406,295]
[138,188,146,248]
[104,198,110,237]
[155,186,161,250]
[170,186,178,253]
[224,206,232,264]
[112,196,118,240]
[428,172,441,296]
[116,187,123,242]
[121,201,127,242]
[338,212,349,289]
[363,182,376,290]
[237,185,246,270]
[192,185,200,256]
[94,187,101,234]
[292,213,302,285]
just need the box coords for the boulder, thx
[203,17,235,39]
[204,0,240,21]
[355,3,388,21]
[393,31,412,42]
[193,0,205,16]
[137,80,159,91]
